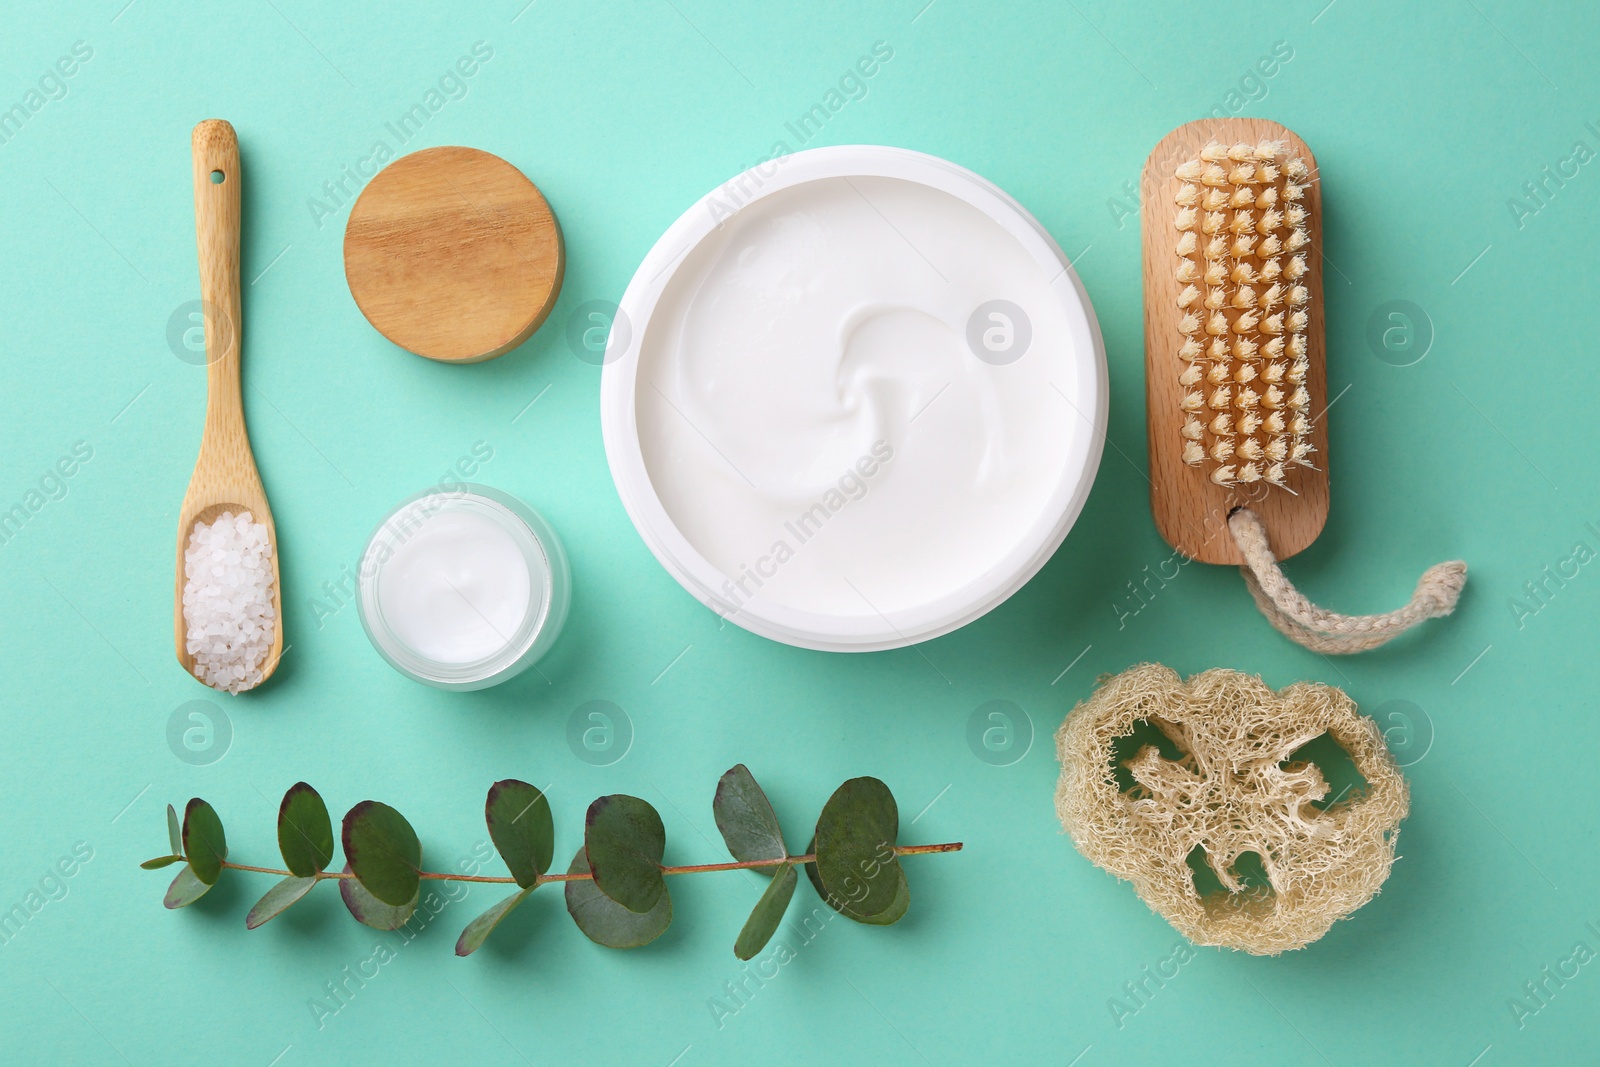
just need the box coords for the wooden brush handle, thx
[191,119,244,442]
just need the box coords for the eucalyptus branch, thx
[214,843,964,884]
[144,767,963,958]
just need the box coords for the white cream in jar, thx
[376,506,532,664]
[606,148,1107,650]
[357,486,570,689]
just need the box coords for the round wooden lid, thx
[343,147,563,363]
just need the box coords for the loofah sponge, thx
[1054,664,1408,955]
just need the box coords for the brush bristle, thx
[1172,139,1314,487]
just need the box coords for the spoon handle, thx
[191,120,244,447]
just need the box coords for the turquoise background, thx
[2,1,1597,1063]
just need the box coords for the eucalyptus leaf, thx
[584,795,665,914]
[140,855,183,870]
[164,864,214,909]
[485,780,553,889]
[245,875,318,929]
[455,886,535,956]
[827,868,910,925]
[713,764,786,877]
[278,783,334,877]
[338,864,419,930]
[565,848,671,949]
[183,798,227,886]
[811,779,902,920]
[167,804,182,855]
[342,801,421,907]
[734,861,797,960]
[804,833,910,926]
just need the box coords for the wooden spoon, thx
[173,119,284,690]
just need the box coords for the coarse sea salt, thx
[182,510,276,693]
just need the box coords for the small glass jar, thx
[357,484,569,690]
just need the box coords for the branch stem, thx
[214,842,963,885]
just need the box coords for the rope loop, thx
[1228,508,1467,654]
